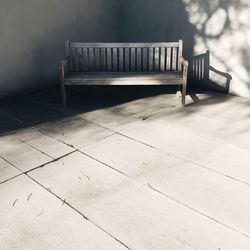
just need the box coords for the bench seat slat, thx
[64,72,183,86]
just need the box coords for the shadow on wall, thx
[182,0,250,96]
[191,50,232,94]
[122,0,249,96]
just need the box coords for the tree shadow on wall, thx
[184,0,250,92]
[121,0,234,93]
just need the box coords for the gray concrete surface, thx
[1,88,250,249]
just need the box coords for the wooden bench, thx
[59,40,188,107]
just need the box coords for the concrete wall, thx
[0,0,122,97]
[1,0,250,98]
[121,0,250,98]
[121,0,195,59]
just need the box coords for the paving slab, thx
[76,107,139,131]
[148,107,250,151]
[29,152,250,250]
[36,116,113,149]
[0,175,127,250]
[0,142,52,172]
[115,94,176,117]
[7,100,66,126]
[0,158,21,183]
[1,127,74,159]
[82,134,250,237]
[121,117,250,185]
[0,135,53,172]
[0,113,24,134]
[186,95,250,127]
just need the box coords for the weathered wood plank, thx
[100,48,106,72]
[166,47,171,71]
[88,48,95,71]
[71,42,180,48]
[112,48,118,71]
[81,48,88,71]
[178,40,183,71]
[130,48,136,71]
[154,48,160,71]
[94,48,100,71]
[136,48,142,71]
[172,47,177,71]
[124,48,130,71]
[64,72,183,86]
[148,48,154,71]
[107,48,112,72]
[142,48,148,71]
[118,48,124,71]
[160,48,165,72]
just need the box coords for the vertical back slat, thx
[178,40,183,71]
[88,48,95,71]
[130,48,136,71]
[82,48,88,71]
[196,58,200,80]
[125,48,130,71]
[166,47,171,70]
[154,48,160,71]
[148,48,154,71]
[94,48,100,71]
[204,50,210,81]
[107,48,112,71]
[172,47,177,71]
[100,48,106,71]
[71,47,77,71]
[77,47,82,71]
[142,48,148,71]
[118,48,124,71]
[136,48,142,71]
[112,48,118,71]
[65,40,70,58]
[160,48,165,71]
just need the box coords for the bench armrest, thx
[61,57,70,67]
[180,57,189,68]
[179,57,188,86]
[59,57,70,82]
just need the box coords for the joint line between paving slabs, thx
[79,151,250,240]
[147,184,250,239]
[116,132,250,188]
[26,174,132,250]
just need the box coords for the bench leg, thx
[61,84,67,107]
[181,83,187,106]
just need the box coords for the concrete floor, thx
[1,87,250,249]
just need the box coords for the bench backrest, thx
[66,40,183,73]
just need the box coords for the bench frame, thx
[60,40,188,107]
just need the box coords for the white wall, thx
[1,0,249,98]
[183,0,250,97]
[0,0,122,97]
[121,0,250,98]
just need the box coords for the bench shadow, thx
[191,50,232,95]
